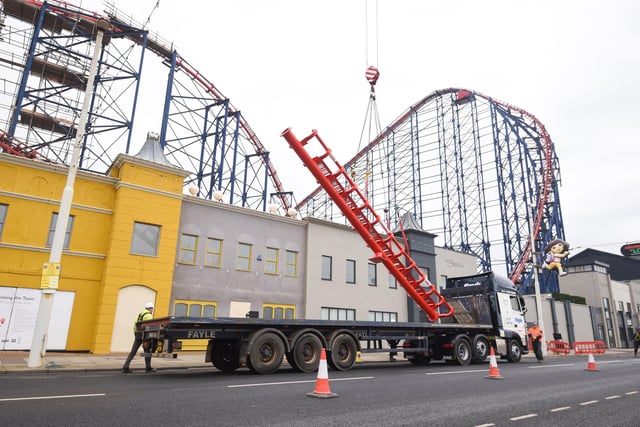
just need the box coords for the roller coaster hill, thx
[0,0,566,295]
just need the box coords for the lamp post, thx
[528,204,546,357]
[28,18,110,367]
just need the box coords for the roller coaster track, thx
[296,88,565,293]
[0,0,290,210]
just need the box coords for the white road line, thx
[528,363,574,369]
[228,376,374,388]
[426,369,485,375]
[605,395,620,400]
[625,391,639,395]
[579,400,598,406]
[0,393,106,402]
[510,414,537,421]
[474,423,495,427]
[550,406,571,412]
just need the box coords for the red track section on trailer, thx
[281,128,453,322]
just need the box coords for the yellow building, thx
[0,143,189,353]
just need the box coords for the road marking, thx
[626,391,639,395]
[228,376,374,388]
[474,423,495,426]
[579,400,598,406]
[528,363,574,369]
[510,414,537,421]
[426,369,485,375]
[0,393,105,402]
[605,395,620,400]
[550,406,571,412]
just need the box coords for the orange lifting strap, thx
[281,128,453,322]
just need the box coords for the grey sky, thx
[85,0,640,256]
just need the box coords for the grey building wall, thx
[172,197,307,317]
[523,295,596,345]
[304,218,409,321]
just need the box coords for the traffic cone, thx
[584,353,599,372]
[307,348,338,398]
[485,347,504,380]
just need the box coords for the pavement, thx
[0,348,633,374]
[0,350,399,374]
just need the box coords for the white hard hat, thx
[145,302,154,309]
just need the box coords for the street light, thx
[528,204,546,357]
[28,18,110,367]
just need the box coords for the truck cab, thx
[440,271,529,361]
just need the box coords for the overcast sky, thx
[81,0,640,257]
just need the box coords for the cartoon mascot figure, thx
[542,238,570,276]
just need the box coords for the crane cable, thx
[356,0,383,204]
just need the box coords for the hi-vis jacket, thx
[133,308,153,332]
[528,325,543,341]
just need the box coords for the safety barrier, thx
[573,341,606,354]
[547,340,571,355]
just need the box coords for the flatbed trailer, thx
[138,129,529,374]
[139,270,528,374]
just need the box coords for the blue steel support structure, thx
[296,88,565,294]
[0,0,288,212]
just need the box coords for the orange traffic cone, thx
[584,353,599,372]
[485,347,504,380]
[307,348,338,398]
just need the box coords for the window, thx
[264,247,279,275]
[368,262,377,286]
[346,259,356,284]
[46,213,75,249]
[284,250,298,277]
[262,304,295,319]
[368,311,398,322]
[594,264,608,274]
[0,204,7,239]
[618,301,625,312]
[131,221,161,256]
[173,300,217,317]
[237,242,252,271]
[388,274,397,289]
[205,238,223,268]
[178,233,198,264]
[420,266,431,283]
[321,306,355,320]
[321,255,332,281]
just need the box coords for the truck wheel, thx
[447,337,472,366]
[472,335,490,363]
[507,339,522,363]
[211,339,240,373]
[328,333,357,371]
[248,332,285,374]
[290,333,322,373]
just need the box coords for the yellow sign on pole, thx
[40,262,61,289]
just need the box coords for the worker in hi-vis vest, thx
[121,302,156,373]
[527,322,544,363]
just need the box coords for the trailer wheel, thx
[446,337,472,366]
[289,333,322,373]
[472,335,490,363]
[248,332,285,374]
[507,339,522,363]
[211,339,240,373]
[328,333,357,371]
